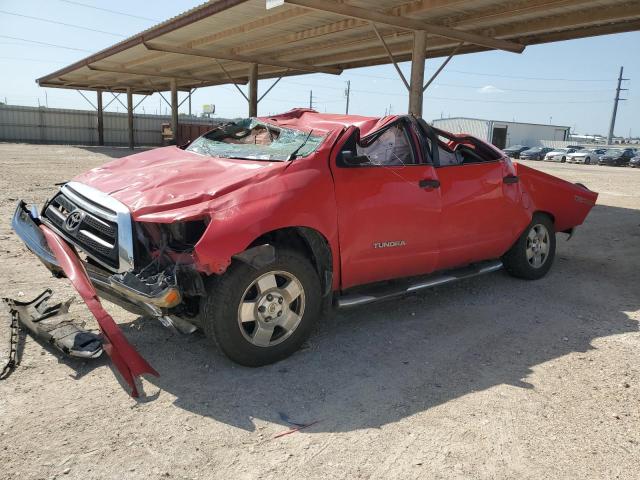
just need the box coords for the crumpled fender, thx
[40,225,158,397]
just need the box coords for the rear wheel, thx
[200,249,321,366]
[502,214,556,280]
[585,157,591,165]
[561,156,566,163]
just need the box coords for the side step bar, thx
[337,259,503,308]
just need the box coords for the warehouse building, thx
[432,117,571,149]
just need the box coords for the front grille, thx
[44,190,120,269]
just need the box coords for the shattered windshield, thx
[186,118,324,161]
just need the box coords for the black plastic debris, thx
[3,289,103,359]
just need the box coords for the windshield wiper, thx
[287,129,314,161]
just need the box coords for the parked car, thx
[503,145,530,158]
[544,148,579,163]
[11,110,598,393]
[520,147,553,160]
[598,148,636,166]
[566,148,605,164]
[630,155,640,168]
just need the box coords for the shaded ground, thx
[0,143,638,480]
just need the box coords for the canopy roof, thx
[37,0,640,94]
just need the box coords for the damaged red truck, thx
[13,109,597,386]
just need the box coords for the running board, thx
[337,259,503,308]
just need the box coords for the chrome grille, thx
[42,182,135,273]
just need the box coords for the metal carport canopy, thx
[35,0,640,144]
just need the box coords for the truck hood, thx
[73,146,286,221]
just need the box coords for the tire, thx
[200,249,322,366]
[502,214,556,280]
[585,157,591,165]
[561,156,566,163]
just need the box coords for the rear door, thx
[418,127,528,271]
[330,120,442,289]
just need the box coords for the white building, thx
[432,117,571,149]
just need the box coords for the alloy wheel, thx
[526,224,550,268]
[237,270,306,347]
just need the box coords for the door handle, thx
[419,179,440,189]
[503,175,519,184]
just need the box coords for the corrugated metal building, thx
[431,117,570,149]
[0,104,218,146]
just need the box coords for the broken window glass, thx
[186,118,324,161]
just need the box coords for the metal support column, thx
[126,88,134,150]
[170,79,179,144]
[248,63,258,117]
[408,30,427,117]
[97,89,104,146]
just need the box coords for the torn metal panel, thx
[40,225,158,397]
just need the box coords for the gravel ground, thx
[0,143,638,480]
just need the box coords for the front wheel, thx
[502,214,556,280]
[200,249,322,366]
[585,157,591,165]
[561,156,566,163]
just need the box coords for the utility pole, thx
[344,80,350,114]
[309,90,313,109]
[607,66,628,145]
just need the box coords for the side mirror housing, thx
[341,150,371,166]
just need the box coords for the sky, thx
[0,0,638,137]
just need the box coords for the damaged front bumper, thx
[12,201,159,396]
[13,201,182,317]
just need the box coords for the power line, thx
[446,69,615,82]
[0,9,126,37]
[57,0,160,22]
[0,35,93,53]
[0,57,67,64]
[284,79,611,94]
[347,70,615,83]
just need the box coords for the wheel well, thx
[248,227,333,294]
[534,210,555,225]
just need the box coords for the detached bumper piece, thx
[12,201,158,397]
[3,289,103,359]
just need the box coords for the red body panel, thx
[330,143,441,287]
[435,158,529,270]
[514,162,598,231]
[40,225,158,397]
[70,110,597,292]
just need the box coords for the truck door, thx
[330,120,441,290]
[421,128,526,271]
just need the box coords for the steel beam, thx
[170,79,179,144]
[284,0,524,53]
[87,64,214,83]
[408,31,427,117]
[126,88,134,150]
[97,89,104,146]
[144,41,342,75]
[248,63,258,117]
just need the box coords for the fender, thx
[192,128,344,290]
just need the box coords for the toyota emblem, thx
[64,210,84,232]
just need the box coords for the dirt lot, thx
[0,143,638,480]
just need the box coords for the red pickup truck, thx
[13,109,597,391]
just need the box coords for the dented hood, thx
[73,146,287,221]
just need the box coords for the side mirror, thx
[341,150,371,166]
